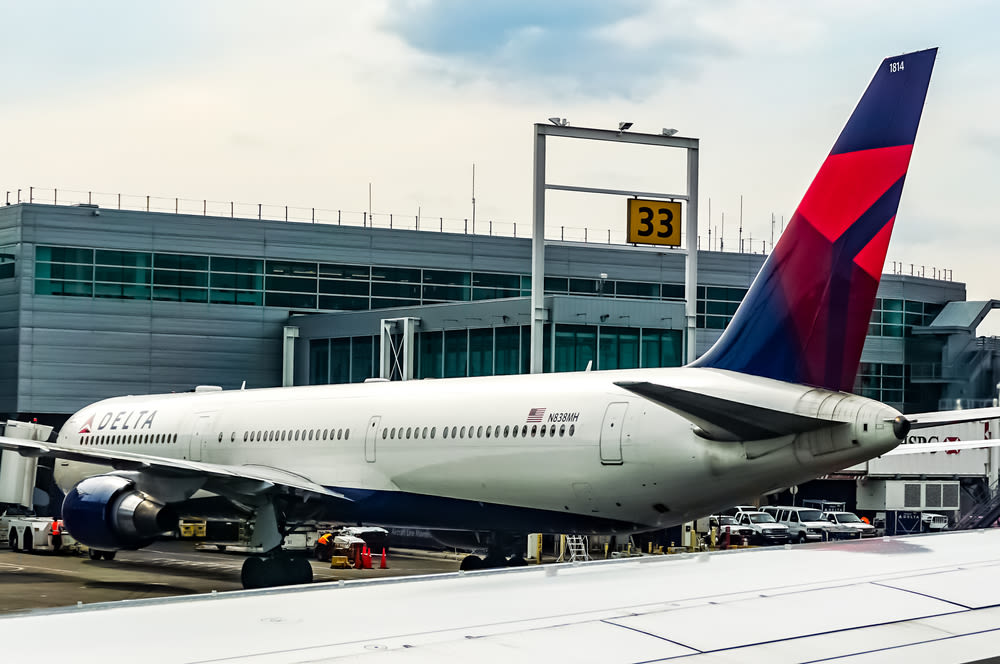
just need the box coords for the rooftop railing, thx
[2,186,954,279]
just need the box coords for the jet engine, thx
[62,475,177,550]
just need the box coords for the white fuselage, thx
[53,367,901,534]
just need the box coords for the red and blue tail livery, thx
[693,49,937,392]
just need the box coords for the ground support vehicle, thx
[763,506,859,543]
[823,511,877,537]
[3,512,78,553]
[735,511,789,544]
[922,513,949,532]
[695,515,755,547]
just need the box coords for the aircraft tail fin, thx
[692,49,937,392]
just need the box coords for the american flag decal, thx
[526,408,546,423]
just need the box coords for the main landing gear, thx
[241,551,313,589]
[459,535,530,571]
[240,500,314,589]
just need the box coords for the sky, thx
[3,1,999,328]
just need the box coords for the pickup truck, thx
[2,510,78,553]
[822,511,877,537]
[735,511,790,544]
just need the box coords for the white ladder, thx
[566,535,590,562]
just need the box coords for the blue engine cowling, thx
[62,475,178,551]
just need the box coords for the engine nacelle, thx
[62,475,178,550]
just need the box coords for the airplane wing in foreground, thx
[0,436,346,501]
[4,529,1000,662]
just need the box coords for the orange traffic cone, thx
[379,547,388,569]
[365,545,373,569]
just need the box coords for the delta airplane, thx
[1,47,989,590]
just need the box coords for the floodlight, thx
[548,117,569,126]
[662,128,678,137]
[618,121,633,132]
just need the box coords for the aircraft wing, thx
[5,529,1000,661]
[0,436,346,501]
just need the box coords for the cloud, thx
[381,0,733,99]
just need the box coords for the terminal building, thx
[1,199,998,523]
[0,201,996,423]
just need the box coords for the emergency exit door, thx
[365,416,380,463]
[600,402,627,465]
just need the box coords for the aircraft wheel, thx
[8,530,18,552]
[88,548,102,560]
[505,554,528,567]
[241,556,266,589]
[460,555,483,571]
[101,550,116,561]
[22,531,32,553]
[293,557,313,585]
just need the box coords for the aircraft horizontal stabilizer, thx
[900,406,1000,430]
[614,381,843,441]
[883,439,1000,456]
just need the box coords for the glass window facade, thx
[854,363,905,406]
[33,244,732,317]
[869,298,944,337]
[310,324,684,385]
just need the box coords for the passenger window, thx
[422,426,428,439]
[477,426,483,438]
[549,425,556,437]
[337,429,343,440]
[453,426,459,438]
[503,425,510,438]
[430,427,436,439]
[539,426,546,438]
[443,427,449,439]
[406,427,412,439]
[460,426,466,438]
[531,425,537,437]
[309,430,315,441]
[344,429,349,440]
[486,426,491,439]
[569,424,575,436]
[559,424,565,437]
[382,428,387,440]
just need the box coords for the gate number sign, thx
[626,199,682,246]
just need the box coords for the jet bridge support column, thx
[282,326,299,387]
[0,420,54,509]
[380,317,419,381]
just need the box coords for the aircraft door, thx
[365,416,380,463]
[600,402,627,465]
[189,413,216,462]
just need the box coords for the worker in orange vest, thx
[314,532,334,561]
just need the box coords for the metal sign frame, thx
[530,124,700,372]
